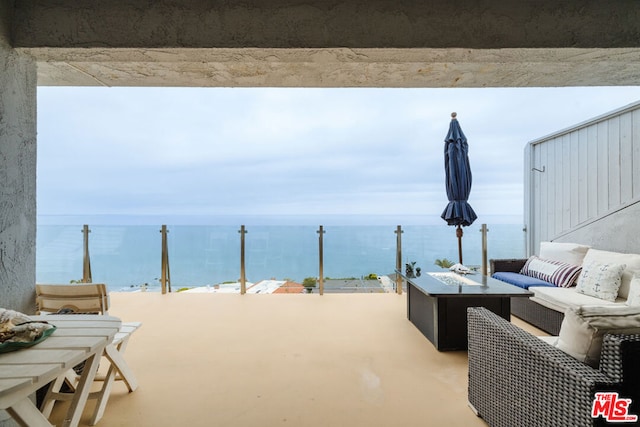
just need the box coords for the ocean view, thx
[36,215,525,291]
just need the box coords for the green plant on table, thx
[434,258,455,269]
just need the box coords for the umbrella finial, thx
[451,112,457,119]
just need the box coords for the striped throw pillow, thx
[520,255,582,288]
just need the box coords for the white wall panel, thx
[608,116,621,208]
[562,134,572,231]
[525,101,640,255]
[542,141,551,236]
[620,112,633,204]
[554,139,564,236]
[586,126,598,219]
[634,110,640,199]
[570,132,580,227]
[596,122,609,216]
[531,155,538,253]
[578,128,589,224]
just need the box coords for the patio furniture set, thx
[405,240,640,426]
[0,284,140,427]
[490,242,640,335]
[470,241,640,426]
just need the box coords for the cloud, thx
[37,86,640,220]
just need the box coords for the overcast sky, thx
[37,86,640,224]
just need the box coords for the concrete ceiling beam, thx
[12,1,640,49]
[10,1,640,87]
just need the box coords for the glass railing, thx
[36,222,526,293]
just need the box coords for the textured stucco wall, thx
[9,1,640,87]
[0,1,34,420]
[555,201,640,255]
[12,0,640,49]
[0,0,38,316]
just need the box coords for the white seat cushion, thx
[530,286,623,313]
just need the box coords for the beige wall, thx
[0,0,38,315]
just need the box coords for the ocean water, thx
[36,216,525,291]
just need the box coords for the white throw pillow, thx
[580,249,640,300]
[539,241,590,266]
[627,275,640,306]
[576,261,626,302]
[555,305,640,367]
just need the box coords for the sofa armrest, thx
[599,333,640,381]
[468,307,615,427]
[490,258,527,275]
[599,333,640,416]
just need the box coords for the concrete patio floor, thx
[49,292,543,427]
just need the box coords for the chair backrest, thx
[35,283,110,314]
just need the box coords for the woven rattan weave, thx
[468,307,640,427]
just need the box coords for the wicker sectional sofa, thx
[491,257,565,334]
[490,245,640,335]
[468,307,640,427]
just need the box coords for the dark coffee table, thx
[403,271,532,351]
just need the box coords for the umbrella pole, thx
[456,225,463,265]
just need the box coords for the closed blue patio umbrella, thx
[441,112,477,264]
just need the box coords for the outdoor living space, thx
[47,292,543,427]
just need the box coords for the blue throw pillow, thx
[492,272,556,290]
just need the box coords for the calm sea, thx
[36,215,525,291]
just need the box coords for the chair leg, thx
[63,351,102,427]
[40,375,65,418]
[90,361,118,426]
[104,338,138,392]
[90,337,138,425]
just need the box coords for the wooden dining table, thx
[0,314,121,427]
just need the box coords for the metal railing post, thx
[395,225,403,295]
[239,225,247,295]
[82,224,92,283]
[480,224,488,276]
[317,225,325,296]
[160,225,172,294]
